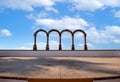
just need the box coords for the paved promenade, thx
[0,57,120,79]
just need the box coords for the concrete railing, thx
[0,50,120,57]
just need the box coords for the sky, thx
[0,0,120,50]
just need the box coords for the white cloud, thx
[45,6,58,13]
[26,12,49,20]
[25,41,59,50]
[99,0,120,7]
[37,42,46,50]
[49,40,59,50]
[35,16,88,30]
[1,0,120,12]
[87,43,95,49]
[87,27,108,43]
[86,26,120,44]
[36,41,59,50]
[0,29,12,37]
[23,25,120,50]
[112,39,120,43]
[16,46,32,50]
[0,0,54,11]
[15,42,46,50]
[70,0,104,11]
[0,8,4,13]
[114,10,120,18]
[35,15,120,45]
[78,43,95,49]
[104,26,120,36]
[70,0,120,11]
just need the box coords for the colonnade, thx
[33,29,88,50]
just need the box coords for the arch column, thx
[84,35,88,50]
[59,34,62,50]
[33,34,37,50]
[46,33,49,50]
[72,33,75,50]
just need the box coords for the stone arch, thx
[33,29,48,50]
[48,29,61,50]
[73,29,88,50]
[61,29,73,50]
[33,29,88,50]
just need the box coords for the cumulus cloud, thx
[49,40,59,50]
[99,0,120,7]
[78,43,95,49]
[45,6,58,13]
[114,10,120,18]
[23,25,120,50]
[0,0,54,11]
[87,27,107,43]
[15,46,32,50]
[26,12,49,20]
[36,41,59,50]
[112,39,120,43]
[35,15,120,45]
[71,0,104,11]
[0,29,12,37]
[105,26,120,36]
[69,0,120,11]
[35,16,88,30]
[86,26,120,44]
[37,42,47,50]
[1,0,120,12]
[25,40,59,50]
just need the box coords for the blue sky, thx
[0,0,120,50]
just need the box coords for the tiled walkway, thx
[0,57,120,79]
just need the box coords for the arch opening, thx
[61,29,73,50]
[37,32,47,50]
[48,29,61,50]
[74,32,84,50]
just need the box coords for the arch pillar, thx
[33,34,37,50]
[72,33,75,50]
[84,35,88,50]
[59,34,62,50]
[46,33,49,50]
